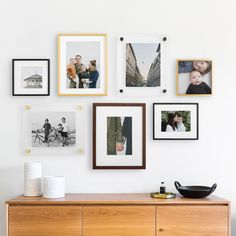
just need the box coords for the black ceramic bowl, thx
[174,181,217,198]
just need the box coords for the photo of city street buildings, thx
[126,43,161,87]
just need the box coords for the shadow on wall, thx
[0,165,23,236]
[232,216,236,235]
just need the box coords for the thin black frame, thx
[153,103,199,140]
[93,103,146,169]
[12,59,50,96]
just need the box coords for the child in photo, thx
[79,65,90,88]
[67,58,79,88]
[186,70,211,94]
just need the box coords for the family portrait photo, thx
[177,60,212,95]
[12,59,50,96]
[153,103,198,140]
[31,112,76,148]
[93,103,146,169]
[66,42,100,89]
[107,116,132,155]
[126,43,161,87]
[58,34,107,96]
[161,111,191,132]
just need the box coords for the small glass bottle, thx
[160,182,166,194]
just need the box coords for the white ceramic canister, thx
[24,162,42,196]
[43,176,65,199]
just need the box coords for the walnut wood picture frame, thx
[93,103,146,169]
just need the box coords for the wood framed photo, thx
[58,34,108,96]
[153,103,199,140]
[176,59,212,96]
[93,103,146,169]
[117,34,167,97]
[23,104,85,155]
[12,59,50,96]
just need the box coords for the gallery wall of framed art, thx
[2,1,236,235]
[11,34,209,168]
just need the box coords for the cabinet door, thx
[83,206,155,236]
[156,205,229,236]
[8,205,82,236]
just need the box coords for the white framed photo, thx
[12,59,50,96]
[93,103,146,169]
[58,34,107,96]
[153,103,199,140]
[23,104,85,155]
[117,34,167,96]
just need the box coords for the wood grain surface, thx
[156,205,229,236]
[9,206,82,236]
[83,206,155,236]
[6,193,229,206]
[6,194,230,236]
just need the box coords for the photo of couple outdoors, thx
[66,42,100,89]
[161,111,191,132]
[107,117,132,155]
[31,112,76,147]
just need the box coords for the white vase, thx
[43,176,65,199]
[24,162,42,196]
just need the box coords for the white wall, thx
[0,0,236,234]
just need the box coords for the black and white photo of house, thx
[21,66,43,89]
[126,43,161,87]
[31,112,76,148]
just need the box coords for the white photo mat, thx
[23,104,85,155]
[117,34,167,97]
[153,103,199,140]
[58,34,107,95]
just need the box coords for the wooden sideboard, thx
[6,194,230,236]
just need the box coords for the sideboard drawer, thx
[8,206,82,236]
[83,206,155,236]
[156,205,229,236]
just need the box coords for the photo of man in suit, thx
[107,116,132,155]
[107,117,124,155]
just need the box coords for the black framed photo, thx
[153,103,199,140]
[12,59,50,96]
[93,103,146,169]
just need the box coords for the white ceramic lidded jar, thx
[24,162,42,196]
[43,176,65,199]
